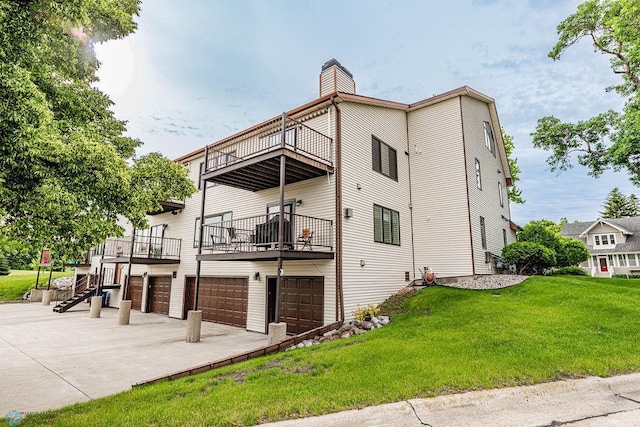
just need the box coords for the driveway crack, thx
[538,408,637,426]
[406,400,433,426]
[0,336,93,401]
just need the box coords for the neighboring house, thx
[74,59,517,335]
[561,217,640,277]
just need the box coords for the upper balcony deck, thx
[201,114,334,192]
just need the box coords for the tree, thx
[512,219,589,272]
[0,1,196,260]
[600,187,639,218]
[531,0,640,186]
[502,242,556,275]
[502,130,524,204]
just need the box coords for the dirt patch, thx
[378,286,421,317]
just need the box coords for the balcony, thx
[101,236,181,265]
[201,114,334,192]
[196,213,334,262]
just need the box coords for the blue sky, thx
[94,0,636,225]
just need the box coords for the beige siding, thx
[339,102,413,319]
[159,110,336,332]
[408,97,473,278]
[319,66,355,96]
[461,96,514,274]
[586,224,626,246]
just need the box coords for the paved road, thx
[265,374,640,426]
[0,302,268,415]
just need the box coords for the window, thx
[593,233,616,247]
[480,216,487,249]
[372,136,398,181]
[194,212,232,247]
[498,182,504,207]
[629,254,637,267]
[374,205,400,245]
[475,159,482,190]
[503,229,507,246]
[618,254,627,267]
[483,121,496,156]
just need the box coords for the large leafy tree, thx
[531,0,640,185]
[0,1,196,261]
[600,187,639,217]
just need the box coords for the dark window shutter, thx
[372,137,381,173]
[389,148,397,180]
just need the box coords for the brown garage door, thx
[186,277,248,327]
[127,276,144,311]
[149,276,171,315]
[280,277,324,334]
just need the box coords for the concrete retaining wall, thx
[30,289,72,303]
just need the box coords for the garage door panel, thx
[186,277,247,328]
[149,276,171,315]
[278,277,324,335]
[127,276,144,311]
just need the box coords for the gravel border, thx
[439,274,529,290]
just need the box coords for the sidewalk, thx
[264,373,640,426]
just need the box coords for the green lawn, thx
[24,276,640,426]
[0,270,73,301]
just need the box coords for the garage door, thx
[186,277,248,327]
[127,276,144,311]
[280,277,324,334]
[149,276,171,315]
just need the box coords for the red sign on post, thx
[40,250,51,267]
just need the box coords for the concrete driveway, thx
[0,302,268,415]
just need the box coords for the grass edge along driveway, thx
[23,275,640,426]
[0,270,73,301]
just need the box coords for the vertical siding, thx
[339,102,413,319]
[461,96,514,274]
[408,97,473,278]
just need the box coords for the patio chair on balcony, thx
[226,227,250,252]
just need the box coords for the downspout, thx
[459,96,476,275]
[331,96,345,322]
[405,111,417,280]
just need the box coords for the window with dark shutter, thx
[372,136,398,181]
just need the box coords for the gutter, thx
[331,95,345,322]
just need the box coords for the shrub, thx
[0,257,9,276]
[502,241,556,275]
[353,304,380,321]
[550,266,588,276]
[612,274,640,279]
[556,237,589,268]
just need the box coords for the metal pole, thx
[194,146,209,311]
[35,248,44,289]
[123,228,135,300]
[47,263,53,290]
[275,113,287,323]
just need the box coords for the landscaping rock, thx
[302,340,313,347]
[362,321,374,330]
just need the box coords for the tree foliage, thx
[0,1,196,260]
[532,0,640,186]
[600,187,639,218]
[502,130,524,204]
[502,242,556,275]
[505,219,589,273]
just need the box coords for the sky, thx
[93,0,637,225]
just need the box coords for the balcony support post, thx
[194,155,208,311]
[275,113,287,323]
[122,228,135,301]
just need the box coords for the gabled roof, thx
[174,86,512,185]
[578,218,634,237]
[561,217,640,254]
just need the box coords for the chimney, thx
[319,58,356,97]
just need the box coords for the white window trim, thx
[593,233,616,248]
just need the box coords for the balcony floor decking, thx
[202,148,334,192]
[197,249,334,262]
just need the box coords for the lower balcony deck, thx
[198,213,334,262]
